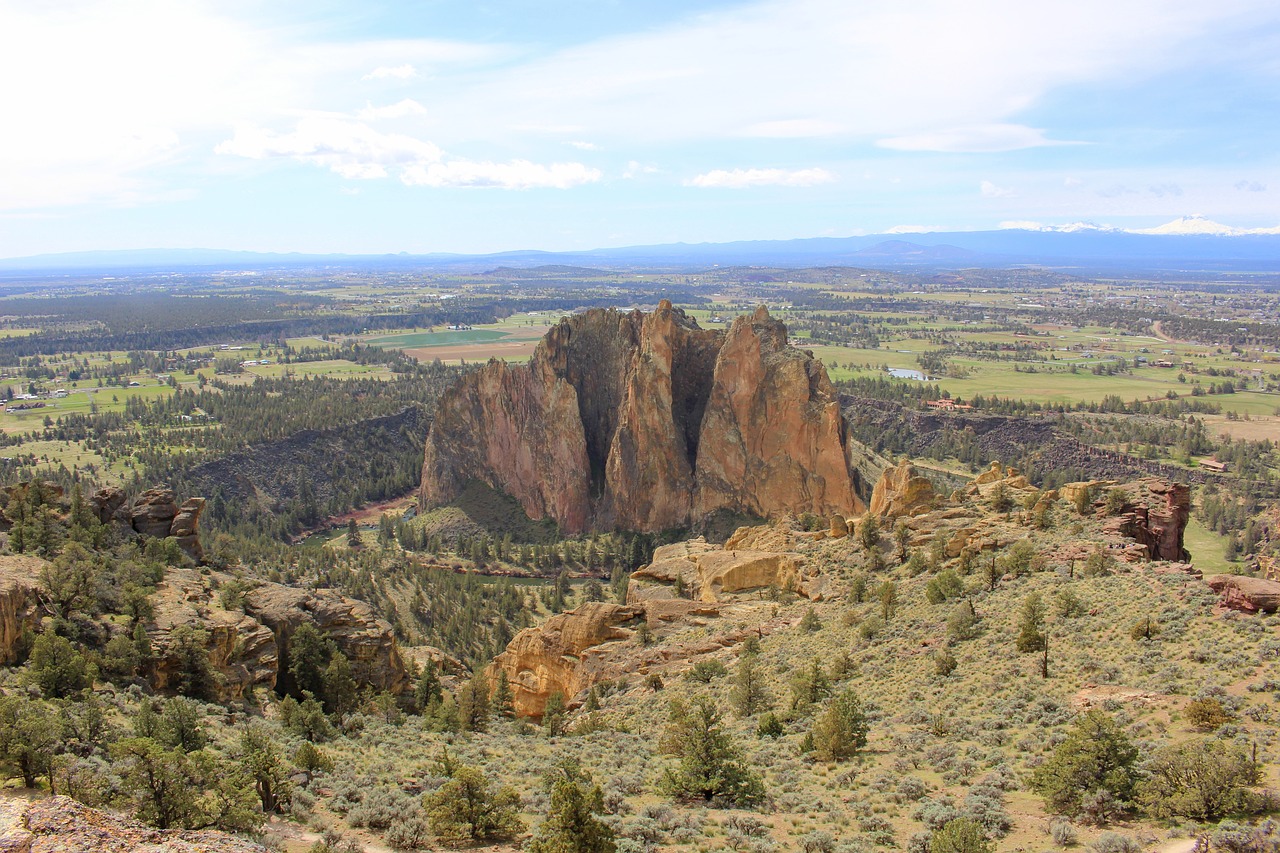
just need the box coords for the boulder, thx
[868,459,938,518]
[421,303,862,534]
[0,555,43,665]
[1207,574,1280,613]
[485,602,645,718]
[88,485,130,526]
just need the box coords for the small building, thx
[1199,459,1227,473]
[53,389,68,398]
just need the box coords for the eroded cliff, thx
[421,303,863,533]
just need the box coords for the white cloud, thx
[426,0,1276,145]
[363,64,419,80]
[686,168,836,188]
[218,116,599,189]
[401,161,602,190]
[884,224,948,233]
[980,180,1016,198]
[998,220,1046,230]
[567,140,599,150]
[357,99,428,121]
[622,161,659,179]
[877,124,1077,153]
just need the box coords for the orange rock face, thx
[485,601,645,718]
[868,459,938,518]
[421,303,862,533]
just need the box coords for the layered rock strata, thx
[421,303,862,534]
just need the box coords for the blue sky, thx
[2,0,1279,256]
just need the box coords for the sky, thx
[2,0,1279,257]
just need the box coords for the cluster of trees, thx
[1031,710,1267,824]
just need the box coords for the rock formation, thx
[0,794,268,853]
[486,602,645,718]
[868,459,938,518]
[630,537,819,603]
[90,485,206,562]
[1206,574,1280,613]
[0,556,43,665]
[421,303,862,534]
[242,584,409,697]
[148,569,279,701]
[144,569,409,702]
[1099,479,1191,562]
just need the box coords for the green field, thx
[364,329,508,347]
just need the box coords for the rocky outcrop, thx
[0,794,268,853]
[0,556,43,665]
[89,486,206,562]
[630,536,818,602]
[145,569,409,701]
[869,459,938,518]
[1207,574,1280,613]
[1100,479,1190,562]
[169,498,206,563]
[485,602,645,718]
[243,585,409,697]
[421,303,862,534]
[148,569,278,702]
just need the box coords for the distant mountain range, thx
[3,216,1279,277]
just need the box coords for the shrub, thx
[1030,710,1139,820]
[1050,820,1078,847]
[947,601,980,642]
[1139,739,1264,821]
[1184,697,1233,731]
[934,648,957,677]
[756,713,784,739]
[661,697,764,806]
[424,764,524,846]
[925,570,965,605]
[811,690,870,762]
[930,818,992,853]
[685,660,728,683]
[1089,833,1140,853]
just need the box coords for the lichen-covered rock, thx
[421,303,862,533]
[1,794,268,853]
[1207,574,1280,613]
[243,584,409,697]
[485,602,645,718]
[0,556,43,665]
[868,459,938,518]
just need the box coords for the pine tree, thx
[661,697,764,806]
[732,654,770,717]
[811,689,870,761]
[529,768,617,853]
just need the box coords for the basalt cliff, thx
[420,303,863,534]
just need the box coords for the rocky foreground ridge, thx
[421,302,863,534]
[0,794,268,853]
[488,465,1202,719]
